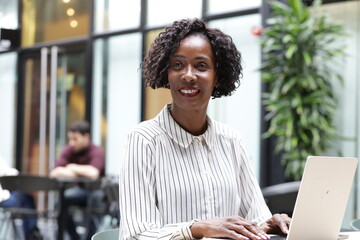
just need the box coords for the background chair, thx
[101,176,119,228]
[84,176,120,237]
[91,228,119,240]
[262,181,300,217]
[349,218,360,231]
[0,174,59,240]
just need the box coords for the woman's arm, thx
[234,137,291,236]
[120,131,196,239]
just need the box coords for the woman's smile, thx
[179,87,200,97]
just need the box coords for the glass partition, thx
[208,0,261,15]
[20,44,87,175]
[0,0,18,29]
[207,14,262,178]
[92,33,142,176]
[22,0,90,47]
[0,52,17,166]
[0,0,19,51]
[147,0,201,27]
[94,0,141,33]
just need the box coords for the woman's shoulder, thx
[211,120,250,160]
[211,119,242,140]
[129,118,164,141]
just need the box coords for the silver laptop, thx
[285,156,358,240]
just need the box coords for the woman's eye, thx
[172,62,183,69]
[197,63,208,70]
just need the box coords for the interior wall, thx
[0,52,17,166]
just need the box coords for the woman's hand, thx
[190,216,270,240]
[260,213,291,235]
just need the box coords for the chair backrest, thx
[350,218,360,231]
[102,177,119,218]
[261,181,300,216]
[104,181,119,205]
[92,228,119,240]
[0,175,59,192]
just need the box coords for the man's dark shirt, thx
[54,143,105,176]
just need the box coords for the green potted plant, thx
[260,0,346,180]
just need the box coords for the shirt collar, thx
[157,104,214,150]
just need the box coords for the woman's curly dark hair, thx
[142,18,242,98]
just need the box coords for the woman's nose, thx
[181,66,197,82]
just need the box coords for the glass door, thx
[20,43,87,176]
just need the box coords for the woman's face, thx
[167,34,217,113]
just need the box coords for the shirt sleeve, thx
[54,146,72,168]
[0,156,16,202]
[119,131,197,240]
[0,186,11,202]
[89,145,105,176]
[235,137,272,224]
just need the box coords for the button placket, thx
[194,135,215,218]
[193,136,210,217]
[194,136,203,150]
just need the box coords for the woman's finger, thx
[236,219,269,239]
[229,223,268,240]
[226,229,249,240]
[275,214,291,234]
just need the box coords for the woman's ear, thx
[212,79,220,97]
[214,78,220,88]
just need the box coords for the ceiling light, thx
[67,8,75,16]
[70,20,78,28]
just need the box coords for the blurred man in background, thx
[50,120,105,240]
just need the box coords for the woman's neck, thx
[169,105,208,136]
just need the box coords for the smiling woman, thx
[142,19,242,98]
[119,18,291,240]
[167,34,217,133]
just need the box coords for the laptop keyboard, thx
[269,236,287,240]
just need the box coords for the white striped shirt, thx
[119,104,272,240]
